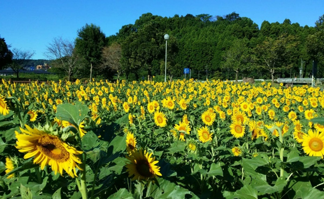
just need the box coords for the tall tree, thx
[0,37,13,70]
[222,38,251,81]
[306,14,324,72]
[254,34,298,83]
[101,43,122,80]
[75,24,106,81]
[10,48,35,78]
[45,37,78,81]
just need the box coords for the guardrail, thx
[276,78,324,84]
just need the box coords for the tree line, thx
[1,12,323,81]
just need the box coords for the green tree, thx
[101,43,122,80]
[75,24,106,81]
[306,15,324,63]
[222,38,252,81]
[10,48,35,78]
[45,37,78,81]
[0,37,13,70]
[254,34,298,83]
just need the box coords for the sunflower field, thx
[1,78,324,198]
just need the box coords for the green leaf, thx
[56,102,89,127]
[293,181,324,199]
[27,176,48,195]
[108,135,126,154]
[115,114,129,126]
[86,148,101,163]
[82,131,99,151]
[168,141,186,154]
[242,155,268,175]
[311,117,324,125]
[299,156,321,168]
[0,120,15,128]
[7,159,38,176]
[107,157,127,175]
[5,126,19,142]
[0,161,6,173]
[20,184,33,199]
[233,185,258,199]
[107,188,133,199]
[154,128,165,136]
[251,177,287,195]
[147,178,195,199]
[286,148,300,163]
[208,163,223,177]
[0,137,6,153]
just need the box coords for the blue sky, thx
[1,0,323,59]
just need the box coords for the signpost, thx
[184,68,190,79]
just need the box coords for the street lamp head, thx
[164,34,169,40]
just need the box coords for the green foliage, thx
[0,37,13,70]
[75,23,106,79]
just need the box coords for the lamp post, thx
[164,34,169,82]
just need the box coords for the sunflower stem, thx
[79,153,88,199]
[278,126,284,178]
[35,167,42,183]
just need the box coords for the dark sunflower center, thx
[157,116,163,123]
[205,116,211,122]
[128,139,135,150]
[235,125,243,134]
[309,138,323,152]
[202,131,210,140]
[39,136,69,162]
[136,159,153,178]
[179,126,186,132]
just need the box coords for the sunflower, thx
[314,123,324,132]
[198,126,213,143]
[293,120,303,132]
[288,111,297,121]
[294,131,305,143]
[126,132,137,153]
[78,121,87,138]
[174,121,191,134]
[219,111,226,120]
[305,109,316,120]
[187,141,197,152]
[232,147,241,156]
[240,102,249,112]
[163,97,175,110]
[255,106,262,115]
[282,105,289,112]
[230,122,245,138]
[125,149,162,181]
[298,105,304,113]
[15,125,83,178]
[5,157,15,179]
[268,109,275,120]
[27,110,38,122]
[0,95,9,116]
[231,111,247,125]
[201,110,216,126]
[154,111,167,127]
[179,132,186,141]
[182,114,190,125]
[310,101,318,108]
[178,99,187,110]
[302,129,324,158]
[129,113,134,125]
[147,102,155,114]
[123,102,130,113]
